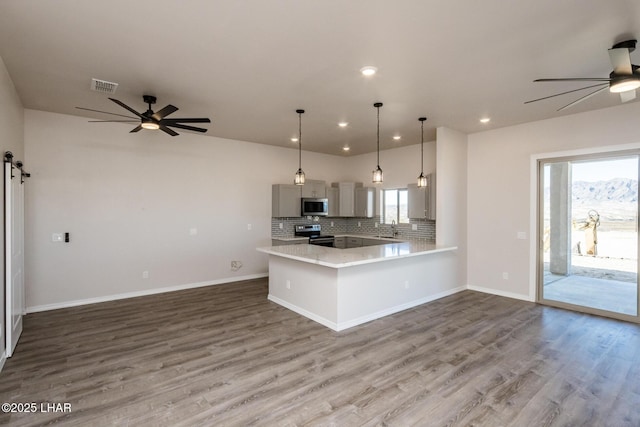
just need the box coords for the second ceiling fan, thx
[526,39,640,111]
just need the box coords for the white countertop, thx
[257,240,457,268]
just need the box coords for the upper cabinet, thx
[272,184,301,217]
[326,186,340,217]
[407,173,436,220]
[301,179,326,198]
[332,182,362,217]
[355,187,375,218]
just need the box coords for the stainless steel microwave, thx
[301,198,329,216]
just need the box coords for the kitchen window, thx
[381,188,409,224]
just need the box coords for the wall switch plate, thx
[52,233,63,242]
[503,272,509,280]
[286,279,291,289]
[142,271,149,279]
[358,221,361,227]
[247,224,252,230]
[517,231,527,240]
[189,228,198,235]
[279,223,283,229]
[331,221,334,227]
[375,222,378,228]
[412,224,418,231]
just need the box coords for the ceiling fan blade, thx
[524,83,608,104]
[165,123,208,133]
[161,118,211,124]
[534,78,611,82]
[152,104,178,121]
[109,98,145,119]
[88,120,139,123]
[130,125,143,133]
[620,90,636,103]
[159,126,179,136]
[608,47,633,75]
[557,86,609,111]
[75,106,138,119]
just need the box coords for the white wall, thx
[0,56,24,362]
[24,110,349,310]
[436,127,468,287]
[467,101,640,300]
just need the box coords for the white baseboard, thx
[269,286,467,332]
[26,273,268,314]
[466,284,534,302]
[268,295,339,330]
[336,286,467,331]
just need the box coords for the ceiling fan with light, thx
[526,39,640,111]
[77,95,211,136]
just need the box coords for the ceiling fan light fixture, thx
[609,76,640,93]
[141,120,160,130]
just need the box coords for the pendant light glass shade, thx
[294,109,305,186]
[417,117,428,188]
[372,102,383,184]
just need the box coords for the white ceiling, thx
[0,0,639,156]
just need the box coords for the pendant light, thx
[372,102,383,184]
[417,117,428,187]
[294,109,305,185]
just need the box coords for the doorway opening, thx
[539,153,639,320]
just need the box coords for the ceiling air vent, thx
[90,78,118,94]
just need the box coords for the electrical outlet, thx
[286,280,291,289]
[358,221,361,227]
[503,272,509,280]
[247,224,252,230]
[189,227,198,236]
[412,224,418,231]
[52,233,63,242]
[279,223,283,229]
[331,221,334,227]
[375,222,379,228]
[142,271,149,279]
[404,280,409,289]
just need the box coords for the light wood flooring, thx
[1,278,639,426]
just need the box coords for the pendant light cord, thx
[298,111,302,169]
[420,119,424,172]
[376,105,380,166]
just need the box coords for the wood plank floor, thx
[1,278,639,426]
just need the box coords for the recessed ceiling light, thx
[393,135,401,141]
[360,66,377,76]
[338,122,349,127]
[480,117,491,124]
[343,146,350,151]
[291,137,299,142]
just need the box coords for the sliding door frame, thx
[536,149,640,323]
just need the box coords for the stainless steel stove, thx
[294,224,335,247]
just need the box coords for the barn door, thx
[5,153,27,357]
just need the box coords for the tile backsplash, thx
[271,217,435,242]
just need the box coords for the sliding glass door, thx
[539,152,639,321]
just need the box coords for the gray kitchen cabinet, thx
[326,186,340,217]
[272,184,301,217]
[346,237,362,248]
[301,179,326,198]
[334,236,346,249]
[407,173,436,220]
[331,182,363,217]
[355,187,375,218]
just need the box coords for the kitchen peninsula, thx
[257,240,459,331]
